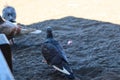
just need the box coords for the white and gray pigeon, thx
[41,27,75,79]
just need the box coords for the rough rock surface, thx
[12,16,120,80]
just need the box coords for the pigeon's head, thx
[46,27,53,38]
[2,6,16,22]
[46,27,52,33]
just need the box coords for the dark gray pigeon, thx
[41,27,75,79]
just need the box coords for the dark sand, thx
[12,16,120,80]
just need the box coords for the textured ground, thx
[11,16,120,80]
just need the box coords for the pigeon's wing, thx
[52,40,68,62]
[41,42,71,74]
[46,39,68,62]
[48,45,74,77]
[41,42,58,65]
[41,42,68,65]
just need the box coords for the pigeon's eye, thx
[7,13,11,16]
[7,14,10,16]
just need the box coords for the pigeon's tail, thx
[53,62,75,79]
[46,27,53,38]
[63,65,75,79]
[66,72,75,80]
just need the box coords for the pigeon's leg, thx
[11,38,15,44]
[9,38,15,45]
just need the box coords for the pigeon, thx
[41,27,75,79]
[2,6,16,23]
